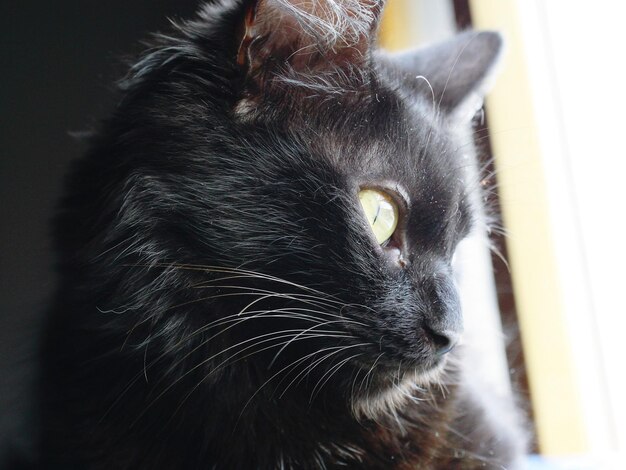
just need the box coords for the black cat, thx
[37,0,526,468]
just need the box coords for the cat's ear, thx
[389,31,504,121]
[237,0,384,86]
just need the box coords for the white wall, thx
[518,0,626,454]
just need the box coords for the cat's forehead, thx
[280,74,461,196]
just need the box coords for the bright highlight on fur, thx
[271,0,379,47]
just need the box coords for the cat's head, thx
[65,0,502,418]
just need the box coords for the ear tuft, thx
[238,0,385,88]
[270,0,379,49]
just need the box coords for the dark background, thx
[0,0,200,456]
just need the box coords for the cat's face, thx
[101,0,502,415]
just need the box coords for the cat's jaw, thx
[349,358,450,421]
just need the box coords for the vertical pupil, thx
[372,203,382,225]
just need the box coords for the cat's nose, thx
[424,326,459,356]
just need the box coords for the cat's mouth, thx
[348,326,458,382]
[355,351,449,384]
[347,347,451,400]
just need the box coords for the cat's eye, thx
[358,189,399,245]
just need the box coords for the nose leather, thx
[424,326,460,356]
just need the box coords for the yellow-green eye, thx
[358,189,399,245]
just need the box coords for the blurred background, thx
[2,0,625,467]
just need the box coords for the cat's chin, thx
[349,357,448,421]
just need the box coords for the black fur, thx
[36,1,526,468]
